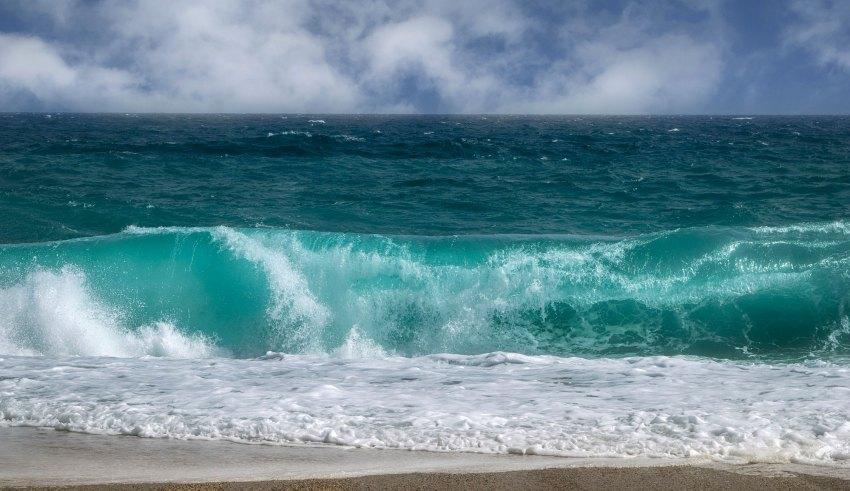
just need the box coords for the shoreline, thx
[2,427,850,490]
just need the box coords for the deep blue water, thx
[1,114,849,359]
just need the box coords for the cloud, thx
[0,34,75,91]
[96,0,362,112]
[509,35,723,114]
[1,0,364,112]
[0,33,147,111]
[787,0,850,71]
[0,0,726,113]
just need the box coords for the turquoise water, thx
[1,114,849,360]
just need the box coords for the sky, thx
[0,0,849,114]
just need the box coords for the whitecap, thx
[0,267,215,358]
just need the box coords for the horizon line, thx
[3,112,850,117]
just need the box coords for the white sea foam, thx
[0,267,215,358]
[2,353,849,464]
[749,220,850,235]
[268,130,313,138]
[334,134,365,142]
[333,326,387,359]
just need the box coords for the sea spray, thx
[0,266,215,357]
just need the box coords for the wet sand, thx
[2,427,849,490]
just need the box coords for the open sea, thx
[1,114,850,463]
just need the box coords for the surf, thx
[0,222,848,359]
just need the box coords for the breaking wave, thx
[1,222,849,359]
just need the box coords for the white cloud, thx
[0,34,76,90]
[360,15,507,112]
[0,0,726,113]
[0,33,150,111]
[364,16,455,84]
[787,0,850,71]
[96,0,362,112]
[510,35,723,114]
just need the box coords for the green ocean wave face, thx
[1,223,848,359]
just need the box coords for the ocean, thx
[1,114,849,463]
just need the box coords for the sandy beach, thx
[2,427,849,490]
